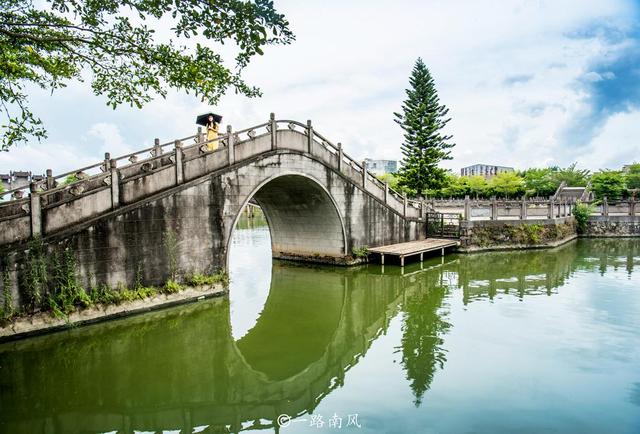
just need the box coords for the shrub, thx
[163,279,183,294]
[63,174,80,185]
[352,246,369,258]
[185,272,229,286]
[523,224,544,244]
[572,201,594,234]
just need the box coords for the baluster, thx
[110,159,119,209]
[153,138,162,157]
[29,182,42,237]
[464,195,471,221]
[361,160,367,189]
[175,140,183,185]
[270,112,277,150]
[227,125,235,166]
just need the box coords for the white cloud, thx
[86,122,134,158]
[1,0,638,175]
[579,110,640,170]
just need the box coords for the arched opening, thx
[251,174,346,261]
[227,174,347,380]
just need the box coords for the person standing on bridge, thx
[206,115,219,151]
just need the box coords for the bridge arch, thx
[226,171,347,268]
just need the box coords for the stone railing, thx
[0,114,425,247]
[430,196,640,221]
[584,197,639,218]
[429,196,576,221]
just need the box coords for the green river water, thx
[0,220,639,434]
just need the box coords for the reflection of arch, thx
[235,264,346,381]
[225,172,348,270]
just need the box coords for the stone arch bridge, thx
[0,115,426,289]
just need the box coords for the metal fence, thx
[425,212,461,238]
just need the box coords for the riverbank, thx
[583,215,640,237]
[457,216,577,252]
[0,283,226,343]
[457,233,578,253]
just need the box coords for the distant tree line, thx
[380,163,640,201]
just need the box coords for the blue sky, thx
[2,0,639,175]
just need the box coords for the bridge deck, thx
[369,238,459,266]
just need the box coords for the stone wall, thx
[459,217,576,251]
[583,215,640,237]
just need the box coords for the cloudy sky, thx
[2,0,639,176]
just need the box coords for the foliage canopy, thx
[520,163,590,198]
[625,163,640,191]
[0,0,294,150]
[591,170,626,201]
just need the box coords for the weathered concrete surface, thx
[583,215,640,237]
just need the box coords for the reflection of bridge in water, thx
[0,239,638,433]
[0,264,426,434]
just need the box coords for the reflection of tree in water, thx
[398,283,450,407]
[572,238,640,276]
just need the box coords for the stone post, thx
[548,198,555,219]
[464,195,471,221]
[103,152,111,173]
[630,198,636,216]
[197,127,204,143]
[384,181,389,204]
[491,197,497,220]
[558,200,563,217]
[110,159,119,209]
[306,120,313,154]
[29,182,42,237]
[153,138,162,157]
[603,196,609,218]
[337,142,343,172]
[361,160,367,189]
[227,125,235,166]
[46,169,54,190]
[174,140,183,185]
[403,193,407,217]
[521,197,527,220]
[270,112,277,150]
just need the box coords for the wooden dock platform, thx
[369,238,459,266]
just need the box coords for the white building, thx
[460,164,514,179]
[364,159,397,176]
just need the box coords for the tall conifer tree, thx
[395,58,454,195]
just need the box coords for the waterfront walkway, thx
[369,238,459,266]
